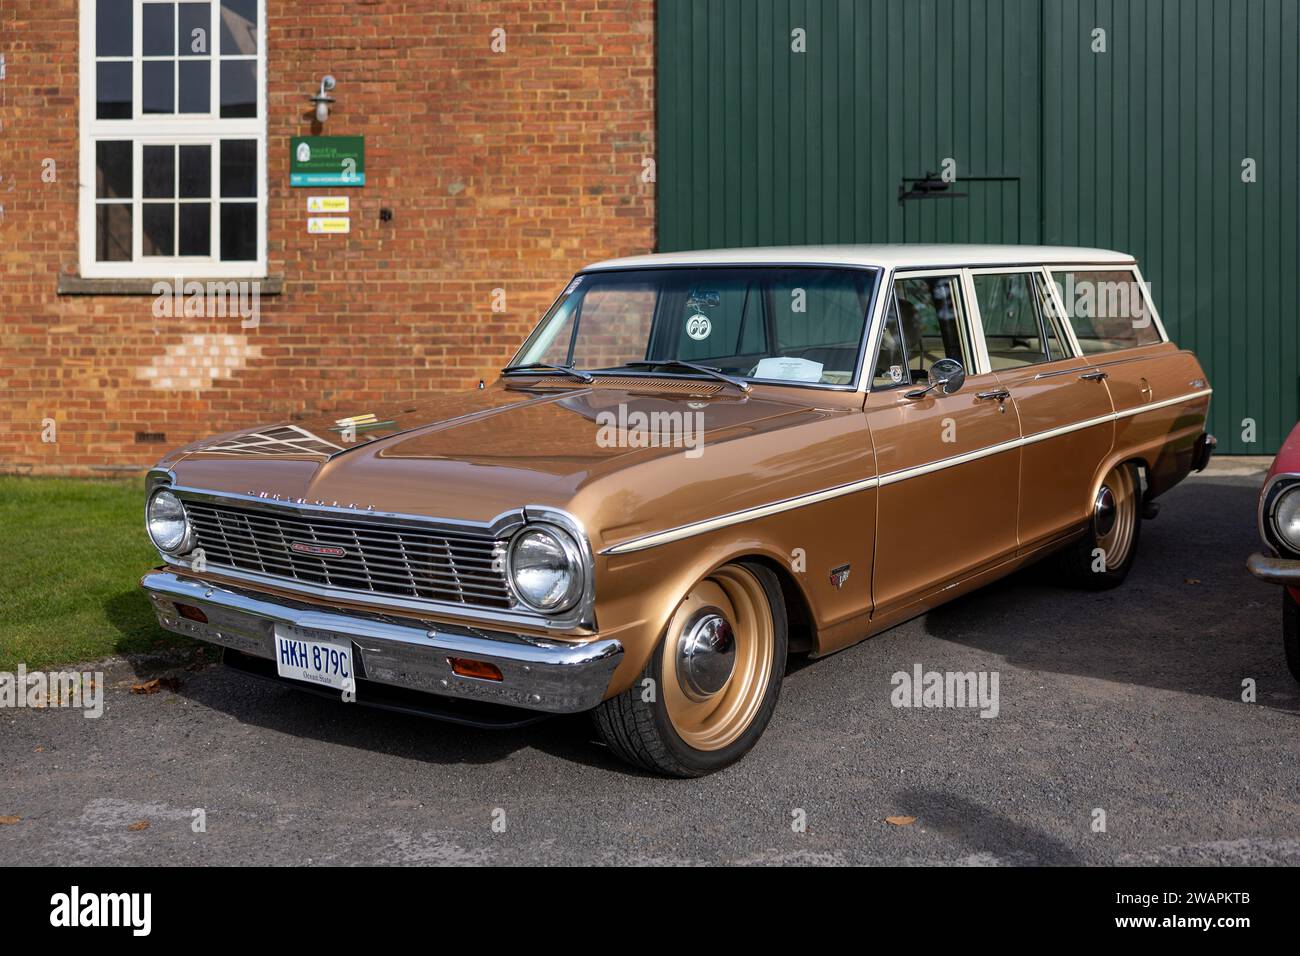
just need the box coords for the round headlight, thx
[507,526,583,612]
[147,488,191,553]
[1273,485,1300,553]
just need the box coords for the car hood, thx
[162,381,864,546]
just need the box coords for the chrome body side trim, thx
[602,388,1213,555]
[141,570,622,714]
[601,475,882,555]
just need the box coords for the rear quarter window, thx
[1050,268,1163,355]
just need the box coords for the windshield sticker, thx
[687,290,720,309]
[563,276,583,295]
[686,314,712,341]
[889,365,905,384]
[754,356,824,382]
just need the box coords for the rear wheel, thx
[592,561,787,777]
[1283,588,1300,684]
[1058,462,1143,589]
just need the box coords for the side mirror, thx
[905,358,966,399]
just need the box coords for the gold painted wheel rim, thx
[1096,465,1138,570]
[661,565,774,752]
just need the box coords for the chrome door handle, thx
[1079,370,1108,381]
[976,388,1010,401]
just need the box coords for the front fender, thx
[591,486,875,697]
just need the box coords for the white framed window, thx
[79,0,266,278]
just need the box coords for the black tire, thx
[1283,588,1300,684]
[592,561,788,777]
[1058,462,1143,590]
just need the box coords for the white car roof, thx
[583,244,1136,271]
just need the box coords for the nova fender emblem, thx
[291,541,347,558]
[829,564,851,589]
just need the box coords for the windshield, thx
[511,266,880,387]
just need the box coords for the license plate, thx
[274,625,355,695]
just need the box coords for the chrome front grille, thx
[185,500,513,609]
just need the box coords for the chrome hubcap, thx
[1094,485,1117,537]
[676,607,736,701]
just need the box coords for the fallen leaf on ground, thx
[885,816,917,826]
[127,820,150,832]
[0,816,20,825]
[131,676,183,695]
[1185,578,1202,585]
[33,747,44,753]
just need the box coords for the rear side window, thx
[1051,268,1163,355]
[972,271,1072,370]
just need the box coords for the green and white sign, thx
[290,136,365,187]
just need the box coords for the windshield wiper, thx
[501,362,594,384]
[617,360,751,393]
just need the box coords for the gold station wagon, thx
[141,245,1215,776]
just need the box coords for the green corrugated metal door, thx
[657,0,1043,249]
[658,0,1300,453]
[1041,0,1299,454]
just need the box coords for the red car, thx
[1248,424,1300,683]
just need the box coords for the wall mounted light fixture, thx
[310,75,337,123]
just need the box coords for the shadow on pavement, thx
[921,474,1300,711]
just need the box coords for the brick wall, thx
[0,0,656,475]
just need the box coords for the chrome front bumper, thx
[1247,552,1300,586]
[141,570,623,715]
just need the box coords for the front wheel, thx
[1057,462,1143,589]
[1283,588,1300,684]
[592,561,787,777]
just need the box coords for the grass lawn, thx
[0,476,201,671]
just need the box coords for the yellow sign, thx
[307,196,350,213]
[307,216,350,235]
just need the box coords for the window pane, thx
[143,203,176,256]
[179,59,210,112]
[96,61,132,119]
[893,275,970,375]
[570,287,658,369]
[1053,269,1162,354]
[517,267,877,386]
[220,139,256,196]
[179,203,212,255]
[96,0,133,57]
[1034,276,1070,361]
[767,273,869,383]
[143,3,175,56]
[220,0,258,55]
[872,296,910,388]
[142,61,175,113]
[973,273,1050,370]
[179,145,212,198]
[96,203,132,261]
[178,3,212,56]
[675,284,749,363]
[219,59,256,117]
[220,202,257,260]
[95,141,133,199]
[143,145,175,198]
